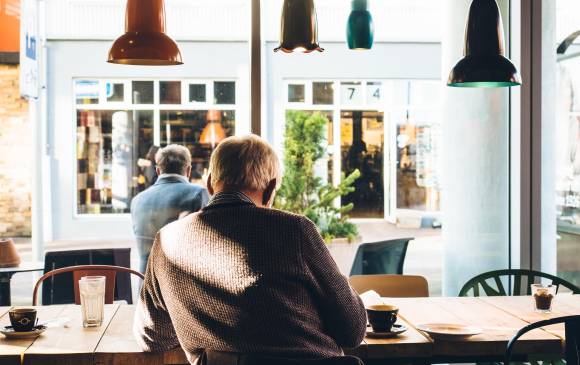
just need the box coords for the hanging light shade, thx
[206,110,222,122]
[200,122,226,147]
[108,0,182,66]
[274,0,323,53]
[346,0,374,50]
[447,0,520,88]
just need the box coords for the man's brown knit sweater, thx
[133,194,367,364]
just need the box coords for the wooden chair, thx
[349,238,412,276]
[42,248,133,305]
[349,274,429,297]
[459,269,580,297]
[32,265,144,306]
[506,315,580,365]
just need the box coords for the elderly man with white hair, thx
[134,135,367,365]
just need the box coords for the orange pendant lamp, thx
[200,110,226,148]
[108,0,183,66]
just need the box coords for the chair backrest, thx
[459,269,580,297]
[42,248,133,305]
[506,315,580,365]
[349,274,429,297]
[33,265,144,306]
[349,238,412,276]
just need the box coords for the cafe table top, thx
[0,295,577,365]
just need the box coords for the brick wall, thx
[0,64,31,237]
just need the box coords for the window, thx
[283,80,440,220]
[74,79,238,214]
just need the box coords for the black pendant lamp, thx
[108,0,182,66]
[448,0,520,88]
[274,0,323,53]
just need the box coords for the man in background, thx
[131,144,209,273]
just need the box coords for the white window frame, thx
[72,78,241,218]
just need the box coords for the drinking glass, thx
[79,276,106,327]
[531,284,556,313]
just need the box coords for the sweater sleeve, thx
[299,217,367,348]
[133,233,180,353]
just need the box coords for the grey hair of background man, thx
[155,144,192,176]
[209,135,281,191]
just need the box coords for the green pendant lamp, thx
[108,0,182,65]
[274,0,323,53]
[347,0,374,50]
[448,0,520,88]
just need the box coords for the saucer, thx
[0,325,47,339]
[416,323,482,341]
[366,323,408,338]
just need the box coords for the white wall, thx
[46,40,250,240]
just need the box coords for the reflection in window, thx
[288,84,305,103]
[341,110,384,218]
[132,81,154,104]
[76,110,153,214]
[106,83,124,102]
[75,80,99,104]
[313,82,334,105]
[161,110,235,183]
[189,84,206,103]
[214,82,236,104]
[160,81,181,104]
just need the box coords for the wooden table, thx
[0,296,576,365]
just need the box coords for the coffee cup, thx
[366,304,398,333]
[9,308,37,332]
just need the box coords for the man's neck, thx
[215,189,265,207]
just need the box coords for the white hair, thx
[209,135,281,191]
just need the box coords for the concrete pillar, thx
[441,0,510,296]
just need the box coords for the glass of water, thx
[79,276,106,327]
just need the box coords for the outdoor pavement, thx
[9,222,443,306]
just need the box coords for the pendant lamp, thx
[447,0,520,88]
[108,0,182,66]
[274,0,323,53]
[347,0,374,50]
[201,110,226,148]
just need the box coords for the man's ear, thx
[206,174,214,195]
[155,167,161,176]
[262,179,277,207]
[185,165,192,179]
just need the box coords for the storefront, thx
[39,0,442,240]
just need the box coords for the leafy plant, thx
[275,110,360,242]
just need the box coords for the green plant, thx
[275,110,360,242]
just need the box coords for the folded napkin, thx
[359,290,383,307]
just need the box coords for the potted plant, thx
[274,111,361,274]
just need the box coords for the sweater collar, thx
[206,191,256,208]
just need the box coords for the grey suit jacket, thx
[130,175,210,259]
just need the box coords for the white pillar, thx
[441,0,510,296]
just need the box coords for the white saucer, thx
[416,323,482,341]
[0,325,47,339]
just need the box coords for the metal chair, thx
[505,315,580,365]
[459,269,580,297]
[32,265,144,306]
[349,274,429,297]
[349,238,412,276]
[41,248,135,305]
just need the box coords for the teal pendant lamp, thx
[347,0,374,50]
[448,0,521,88]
